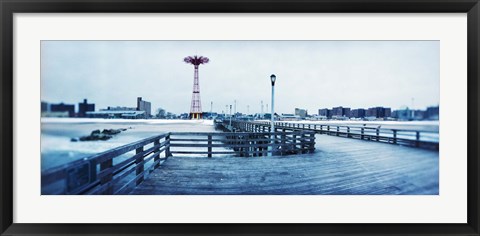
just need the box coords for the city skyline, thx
[41,40,439,115]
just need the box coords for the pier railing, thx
[238,120,438,149]
[170,131,315,157]
[41,133,171,195]
[42,130,315,195]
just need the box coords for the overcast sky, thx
[41,41,439,115]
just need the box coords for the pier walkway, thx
[130,133,438,195]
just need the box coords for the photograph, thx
[40,40,440,195]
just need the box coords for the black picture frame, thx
[1,0,479,235]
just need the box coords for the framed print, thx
[1,0,479,235]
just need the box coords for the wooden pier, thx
[41,129,315,195]
[41,120,438,195]
[131,133,438,195]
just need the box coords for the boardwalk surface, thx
[130,134,439,195]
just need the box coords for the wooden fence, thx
[223,120,438,149]
[41,133,171,195]
[169,131,315,157]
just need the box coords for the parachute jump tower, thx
[184,55,209,119]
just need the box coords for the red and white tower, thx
[184,55,209,119]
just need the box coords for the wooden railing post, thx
[336,126,340,136]
[301,132,306,153]
[376,128,380,141]
[361,128,364,139]
[166,134,171,158]
[99,159,113,194]
[416,131,420,147]
[292,134,297,153]
[208,134,212,158]
[309,132,315,153]
[281,129,286,155]
[327,126,330,135]
[393,130,397,144]
[154,139,160,169]
[245,134,250,157]
[347,127,350,138]
[135,146,144,185]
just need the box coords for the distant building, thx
[384,108,392,117]
[332,106,350,118]
[91,97,151,119]
[413,110,426,120]
[280,114,301,121]
[318,108,331,119]
[137,97,151,118]
[179,113,189,119]
[342,107,351,117]
[366,107,391,119]
[392,108,412,120]
[295,108,308,118]
[102,106,136,111]
[350,108,366,118]
[78,99,95,117]
[425,106,439,120]
[202,112,218,119]
[50,102,75,117]
[41,101,50,113]
[86,110,146,119]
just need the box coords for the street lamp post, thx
[269,74,276,156]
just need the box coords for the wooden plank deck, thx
[129,134,439,195]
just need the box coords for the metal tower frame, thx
[184,55,209,119]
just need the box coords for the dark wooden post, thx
[99,159,113,194]
[416,131,420,147]
[245,134,250,157]
[376,128,380,141]
[336,126,340,136]
[301,132,306,153]
[320,125,323,134]
[154,139,160,169]
[292,134,297,153]
[208,134,212,158]
[327,125,330,135]
[347,127,350,138]
[309,132,315,153]
[135,146,144,185]
[393,130,397,144]
[361,128,364,140]
[166,134,171,157]
[281,129,286,155]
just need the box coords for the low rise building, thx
[295,108,308,118]
[78,99,95,117]
[137,97,151,118]
[50,102,75,117]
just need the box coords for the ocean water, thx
[41,118,217,170]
